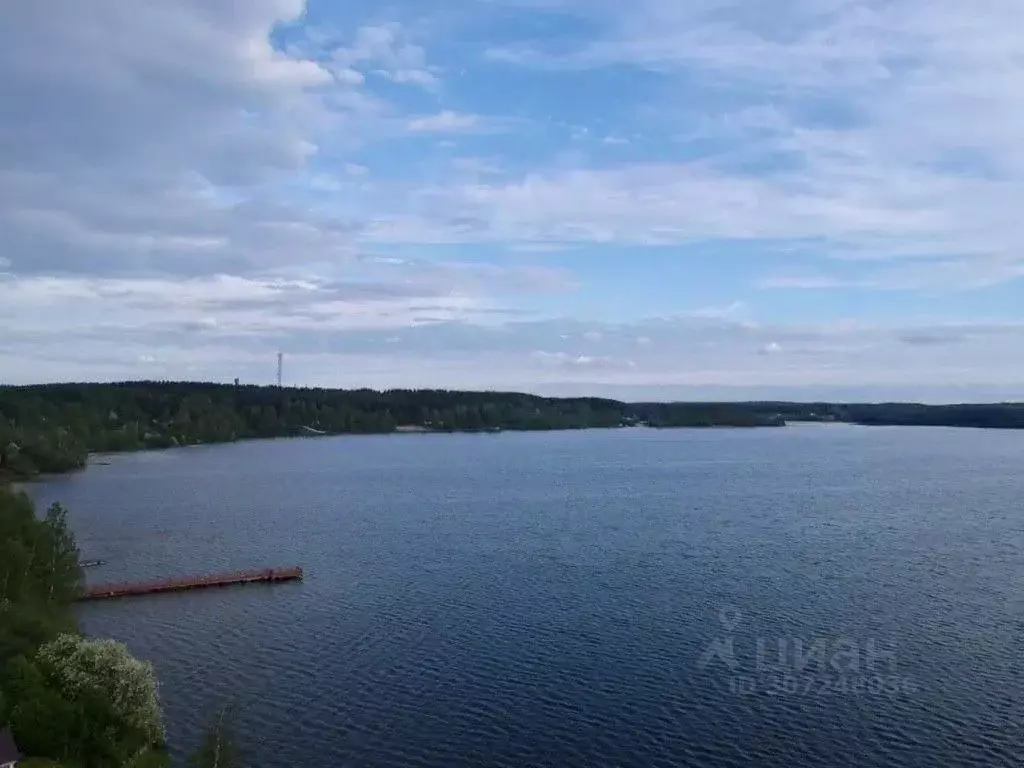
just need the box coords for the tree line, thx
[0,382,786,478]
[3,382,1024,479]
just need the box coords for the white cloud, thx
[4,0,1024,390]
[687,302,747,320]
[451,157,504,177]
[3,270,1024,393]
[0,0,362,278]
[761,258,1024,293]
[388,69,439,87]
[360,159,948,249]
[0,260,565,354]
[408,111,484,133]
[506,242,573,253]
[530,351,624,370]
[467,0,1024,286]
[335,68,366,85]
[324,22,438,89]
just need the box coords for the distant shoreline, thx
[3,382,1024,483]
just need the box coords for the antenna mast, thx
[277,352,283,388]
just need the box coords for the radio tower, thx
[277,352,283,388]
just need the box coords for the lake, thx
[30,426,1024,767]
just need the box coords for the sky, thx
[3,0,1024,401]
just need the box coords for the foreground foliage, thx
[0,488,250,766]
[0,492,81,666]
[0,488,168,767]
[5,634,165,766]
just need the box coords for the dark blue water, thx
[30,426,1024,767]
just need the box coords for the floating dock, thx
[77,566,303,601]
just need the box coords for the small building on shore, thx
[0,726,21,768]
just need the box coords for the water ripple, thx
[25,428,1023,766]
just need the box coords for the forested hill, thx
[1,382,1023,478]
[0,382,785,476]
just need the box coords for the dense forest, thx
[0,487,238,767]
[0,382,787,478]
[2,382,1024,479]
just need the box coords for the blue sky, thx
[3,0,1024,400]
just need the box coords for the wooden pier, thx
[77,566,303,601]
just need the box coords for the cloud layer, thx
[3,0,1024,397]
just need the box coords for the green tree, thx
[4,655,79,763]
[0,491,81,669]
[5,634,164,766]
[38,503,82,604]
[0,489,174,766]
[35,634,165,755]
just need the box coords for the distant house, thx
[0,727,20,768]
